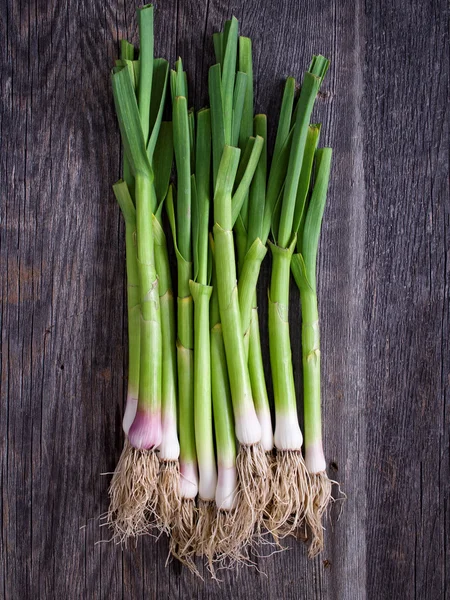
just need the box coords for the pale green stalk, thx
[111,62,162,449]
[291,148,332,473]
[213,146,261,444]
[113,181,140,435]
[191,107,216,500]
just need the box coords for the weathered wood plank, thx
[0,0,448,598]
[363,1,449,599]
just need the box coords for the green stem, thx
[165,185,195,480]
[128,174,162,449]
[211,260,237,509]
[135,175,160,401]
[211,324,236,467]
[268,240,296,415]
[153,216,179,460]
[113,181,140,433]
[248,303,273,451]
[291,147,332,472]
[301,289,322,452]
[268,239,302,450]
[238,238,267,354]
[190,281,216,500]
[177,261,195,465]
[214,147,261,444]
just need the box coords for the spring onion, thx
[291,148,333,556]
[106,4,339,572]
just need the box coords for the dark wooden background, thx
[1,0,448,598]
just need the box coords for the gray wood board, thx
[0,0,448,598]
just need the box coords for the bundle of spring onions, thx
[106,4,338,574]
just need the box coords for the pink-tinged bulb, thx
[128,409,162,450]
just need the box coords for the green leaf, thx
[214,145,241,230]
[231,135,264,226]
[113,179,136,223]
[277,66,328,247]
[272,77,295,167]
[292,123,321,235]
[291,252,313,293]
[209,63,225,187]
[301,147,332,290]
[247,114,267,247]
[188,109,195,174]
[137,4,154,145]
[132,60,140,89]
[170,69,177,104]
[153,121,173,211]
[147,58,169,163]
[120,40,134,61]
[221,16,238,144]
[195,108,212,285]
[233,135,255,191]
[213,32,223,65]
[111,66,152,179]
[165,184,182,262]
[231,71,248,147]
[270,180,285,243]
[191,175,199,281]
[238,36,253,149]
[173,95,192,261]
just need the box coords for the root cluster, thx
[157,460,181,533]
[305,471,334,557]
[107,440,159,542]
[265,450,310,540]
[106,443,340,577]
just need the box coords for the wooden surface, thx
[1,0,448,598]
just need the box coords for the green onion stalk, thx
[107,41,140,542]
[236,74,317,518]
[117,39,140,437]
[234,36,274,463]
[151,122,181,533]
[213,144,266,525]
[110,39,138,437]
[189,108,217,556]
[266,56,329,539]
[209,17,270,526]
[108,4,169,539]
[166,61,198,570]
[108,180,141,541]
[208,240,255,572]
[291,148,334,557]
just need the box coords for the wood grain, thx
[0,0,448,598]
